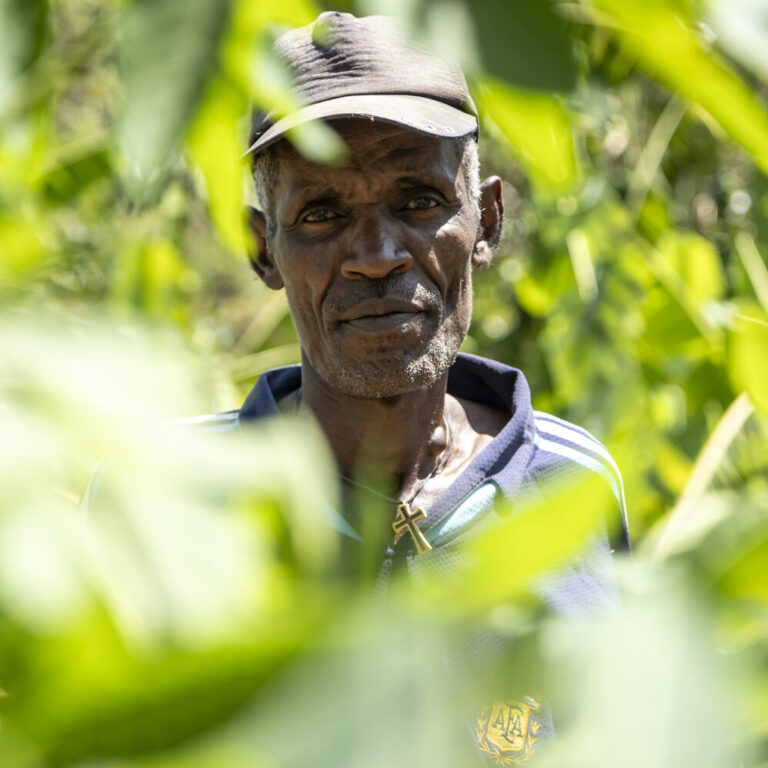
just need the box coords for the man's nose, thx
[340,215,413,280]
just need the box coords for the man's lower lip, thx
[342,312,422,332]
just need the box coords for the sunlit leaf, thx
[657,230,725,302]
[0,315,339,764]
[592,0,768,172]
[109,238,188,321]
[222,0,319,97]
[220,0,344,164]
[514,256,575,317]
[536,565,740,768]
[646,393,756,561]
[188,78,248,252]
[0,214,49,279]
[728,307,768,416]
[411,469,619,612]
[717,532,768,602]
[476,77,579,191]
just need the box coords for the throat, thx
[298,364,454,501]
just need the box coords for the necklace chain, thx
[292,389,454,508]
[340,414,454,507]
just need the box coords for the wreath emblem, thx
[475,697,540,765]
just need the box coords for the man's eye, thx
[403,197,438,211]
[303,208,339,223]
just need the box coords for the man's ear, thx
[472,176,504,269]
[245,206,284,290]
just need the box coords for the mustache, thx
[323,275,441,319]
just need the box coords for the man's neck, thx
[299,360,450,500]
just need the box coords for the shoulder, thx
[528,410,630,549]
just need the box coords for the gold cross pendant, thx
[392,502,433,555]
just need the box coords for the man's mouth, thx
[337,299,425,333]
[344,311,422,332]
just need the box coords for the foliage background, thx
[1,0,768,766]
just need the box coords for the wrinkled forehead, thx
[272,118,464,183]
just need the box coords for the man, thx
[219,11,627,554]
[197,11,628,763]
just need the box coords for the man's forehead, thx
[274,119,463,177]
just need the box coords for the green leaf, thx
[118,0,232,188]
[0,0,47,115]
[728,308,768,416]
[592,0,768,173]
[357,0,577,91]
[221,0,319,98]
[476,77,579,191]
[514,255,575,317]
[187,78,248,252]
[40,147,112,205]
[461,0,576,90]
[0,213,49,279]
[110,238,188,321]
[657,230,725,302]
[411,468,620,612]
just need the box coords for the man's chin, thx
[319,345,458,400]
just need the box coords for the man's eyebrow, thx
[395,173,454,188]
[294,186,340,205]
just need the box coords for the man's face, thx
[257,120,485,399]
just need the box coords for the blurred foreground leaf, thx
[357,0,577,90]
[0,314,341,764]
[411,469,619,612]
[593,0,768,172]
[0,0,47,115]
[476,78,578,191]
[728,308,768,417]
[187,78,248,252]
[119,0,232,188]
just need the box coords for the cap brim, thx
[245,93,478,156]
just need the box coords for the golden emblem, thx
[475,698,540,765]
[392,502,433,555]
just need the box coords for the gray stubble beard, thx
[323,303,471,400]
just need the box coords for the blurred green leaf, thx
[358,0,577,91]
[411,470,618,611]
[187,78,248,252]
[40,146,112,205]
[110,238,188,321]
[221,0,319,97]
[718,534,768,601]
[535,565,740,768]
[728,308,768,416]
[514,254,575,317]
[0,0,47,115]
[0,214,49,279]
[593,0,768,173]
[465,0,577,90]
[657,230,725,302]
[477,77,579,190]
[118,0,232,187]
[0,315,340,765]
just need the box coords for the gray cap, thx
[246,12,478,156]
